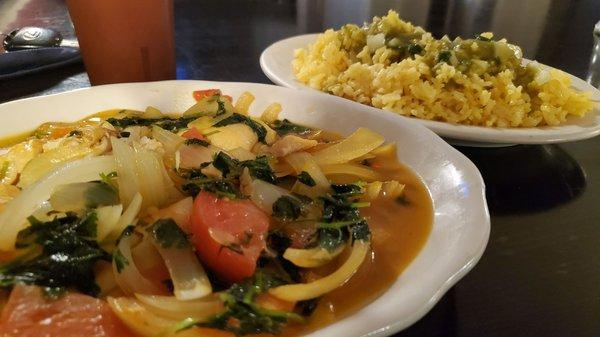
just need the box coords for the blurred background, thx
[0,0,598,95]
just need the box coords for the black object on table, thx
[0,1,599,336]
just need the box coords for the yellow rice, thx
[293,10,594,127]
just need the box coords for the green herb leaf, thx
[212,152,276,184]
[184,138,210,147]
[106,115,198,133]
[113,249,129,273]
[182,180,240,199]
[297,171,316,187]
[213,113,267,143]
[438,50,452,63]
[216,99,227,116]
[149,218,190,249]
[203,271,302,335]
[317,228,347,252]
[213,152,238,177]
[351,220,371,241]
[1,212,110,296]
[240,156,276,184]
[407,43,423,56]
[272,196,302,221]
[270,119,312,136]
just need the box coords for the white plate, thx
[0,81,490,337]
[260,33,600,145]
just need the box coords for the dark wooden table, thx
[1,0,599,336]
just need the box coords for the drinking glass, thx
[66,0,176,85]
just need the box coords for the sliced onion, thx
[149,233,212,300]
[146,197,193,233]
[260,102,282,124]
[247,179,293,214]
[269,135,318,158]
[228,147,256,161]
[49,182,119,212]
[96,204,124,241]
[131,234,169,282]
[113,229,165,295]
[103,192,143,244]
[178,144,218,169]
[207,124,257,151]
[112,137,181,209]
[312,128,384,165]
[0,155,115,251]
[233,91,255,114]
[284,152,330,196]
[95,261,119,296]
[143,106,165,119]
[108,297,177,337]
[283,245,345,268]
[111,137,140,207]
[320,163,382,182]
[152,126,184,158]
[134,294,223,321]
[269,240,370,301]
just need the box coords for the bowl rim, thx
[260,33,600,145]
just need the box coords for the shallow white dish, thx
[260,33,600,145]
[0,80,490,337]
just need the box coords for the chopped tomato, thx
[190,191,269,283]
[181,127,206,140]
[0,285,134,337]
[192,89,232,102]
[193,89,222,101]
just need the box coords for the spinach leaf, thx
[270,119,311,136]
[106,115,198,133]
[0,212,110,296]
[149,218,190,249]
[212,152,276,184]
[203,271,302,336]
[315,182,371,251]
[317,228,348,252]
[407,43,423,56]
[213,113,267,143]
[182,179,241,199]
[240,156,276,184]
[184,138,210,147]
[297,171,316,187]
[113,249,129,274]
[438,50,452,63]
[272,196,302,221]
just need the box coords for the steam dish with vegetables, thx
[0,89,432,337]
[293,10,594,127]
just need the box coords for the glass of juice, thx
[66,0,176,85]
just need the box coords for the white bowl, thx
[260,33,600,145]
[0,80,490,336]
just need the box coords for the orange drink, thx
[66,0,175,85]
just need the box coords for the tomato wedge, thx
[181,127,206,140]
[190,191,269,283]
[192,89,232,102]
[0,285,134,337]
